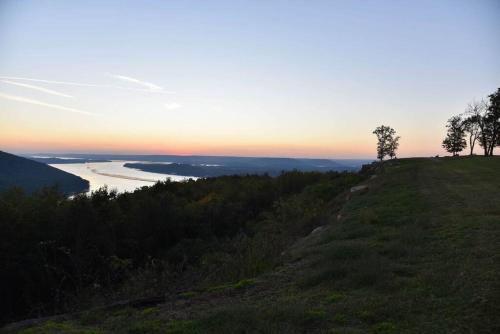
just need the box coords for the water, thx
[50,161,197,194]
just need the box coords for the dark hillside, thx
[0,151,89,194]
[27,157,110,164]
[0,170,364,326]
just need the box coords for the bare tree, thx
[464,99,490,156]
[462,101,485,155]
[452,89,500,156]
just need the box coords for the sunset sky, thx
[1,0,499,158]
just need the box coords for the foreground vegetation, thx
[3,157,500,333]
[0,170,364,325]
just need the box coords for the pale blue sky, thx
[0,0,499,158]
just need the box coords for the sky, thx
[0,0,499,159]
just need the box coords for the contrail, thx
[1,80,73,98]
[108,73,163,91]
[0,92,97,116]
[0,76,175,94]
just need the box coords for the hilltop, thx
[0,151,89,194]
[2,157,500,333]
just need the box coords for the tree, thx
[442,116,466,156]
[467,89,500,156]
[485,88,500,156]
[463,117,480,155]
[372,125,400,161]
[461,94,500,156]
[463,101,485,155]
[387,134,400,159]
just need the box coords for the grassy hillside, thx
[4,157,500,333]
[0,151,89,194]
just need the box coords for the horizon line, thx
[5,150,376,161]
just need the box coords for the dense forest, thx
[0,169,367,324]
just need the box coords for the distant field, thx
[5,157,500,333]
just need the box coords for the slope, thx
[5,157,500,333]
[0,151,89,194]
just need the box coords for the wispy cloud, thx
[164,102,182,110]
[1,80,73,98]
[0,92,96,116]
[108,74,163,91]
[0,76,175,94]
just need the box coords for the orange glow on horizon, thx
[1,120,448,159]
[1,130,377,158]
[1,130,447,159]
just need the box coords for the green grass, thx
[177,291,198,299]
[16,320,105,334]
[296,157,500,332]
[204,278,256,292]
[7,157,500,333]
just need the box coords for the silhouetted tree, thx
[458,91,500,156]
[463,101,484,155]
[442,116,466,156]
[484,88,500,156]
[387,135,400,159]
[373,125,400,161]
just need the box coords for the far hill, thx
[38,153,370,171]
[124,161,349,177]
[0,151,89,194]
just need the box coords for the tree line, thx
[372,88,500,160]
[442,88,500,156]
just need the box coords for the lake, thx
[50,161,197,193]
